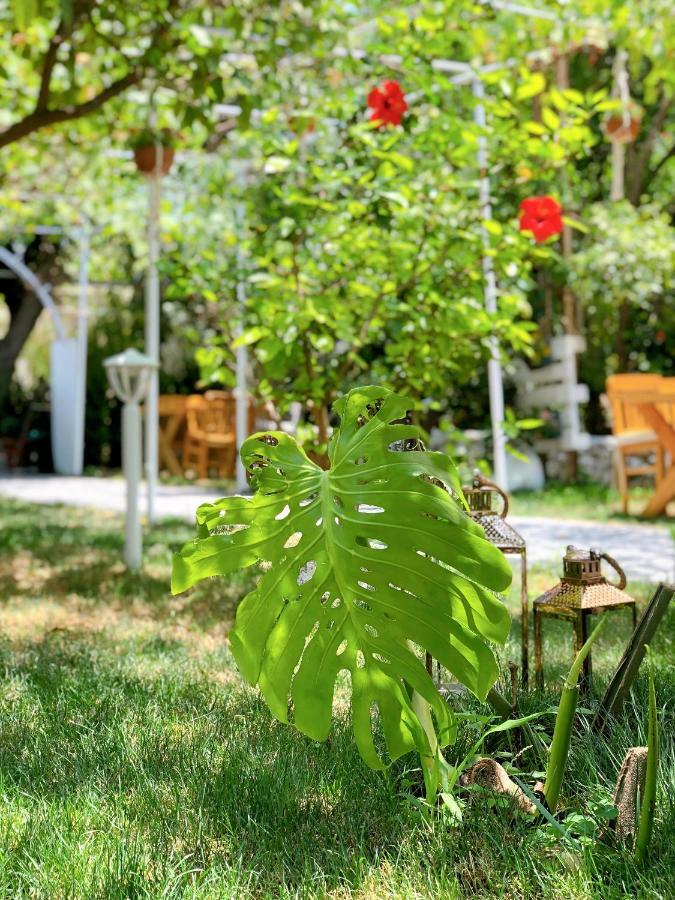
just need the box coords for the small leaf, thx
[482,219,502,236]
[542,108,560,130]
[562,216,589,234]
[524,121,548,136]
[515,73,546,101]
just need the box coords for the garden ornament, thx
[104,348,156,571]
[462,470,529,684]
[533,546,637,691]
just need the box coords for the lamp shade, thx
[104,348,157,404]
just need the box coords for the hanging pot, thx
[133,144,175,175]
[603,103,642,144]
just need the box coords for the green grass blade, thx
[544,613,608,812]
[635,645,658,864]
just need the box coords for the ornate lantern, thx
[462,471,529,684]
[533,546,637,691]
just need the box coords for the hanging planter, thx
[130,128,175,175]
[603,101,642,144]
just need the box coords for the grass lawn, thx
[0,497,673,898]
[510,480,675,526]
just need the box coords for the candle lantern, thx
[462,471,529,685]
[533,546,637,692]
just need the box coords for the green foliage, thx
[129,127,175,150]
[571,201,675,388]
[635,646,659,864]
[0,0,352,150]
[571,202,675,313]
[173,386,511,778]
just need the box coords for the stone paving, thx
[1,474,673,584]
[509,515,675,584]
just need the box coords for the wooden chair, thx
[605,374,664,513]
[183,394,237,479]
[157,395,189,476]
[204,390,257,433]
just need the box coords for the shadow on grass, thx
[0,630,416,892]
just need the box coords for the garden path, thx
[1,474,673,584]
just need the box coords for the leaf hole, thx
[257,434,279,446]
[333,495,343,508]
[315,516,323,527]
[357,580,376,592]
[389,437,424,452]
[320,591,330,606]
[354,599,372,612]
[372,653,390,665]
[336,640,348,656]
[297,560,316,585]
[356,650,366,669]
[275,504,291,521]
[299,493,318,508]
[354,456,368,466]
[331,597,342,609]
[363,623,379,638]
[284,531,303,549]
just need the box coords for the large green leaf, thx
[173,386,512,769]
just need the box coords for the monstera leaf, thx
[173,387,511,775]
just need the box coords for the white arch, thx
[0,243,87,475]
[0,245,66,339]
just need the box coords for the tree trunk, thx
[0,290,43,411]
[0,236,62,414]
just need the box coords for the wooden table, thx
[158,395,188,477]
[637,379,675,517]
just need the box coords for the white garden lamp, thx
[104,348,157,571]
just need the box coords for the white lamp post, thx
[104,348,157,571]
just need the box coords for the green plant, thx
[173,385,512,804]
[543,613,608,812]
[635,645,659,864]
[129,128,175,150]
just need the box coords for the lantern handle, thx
[599,551,627,590]
[477,473,509,518]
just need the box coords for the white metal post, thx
[472,77,508,489]
[145,169,161,523]
[234,164,250,493]
[75,227,90,474]
[122,399,143,571]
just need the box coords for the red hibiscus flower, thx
[519,195,563,243]
[367,80,408,127]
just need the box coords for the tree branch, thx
[0,70,140,148]
[627,95,673,205]
[640,142,675,195]
[36,25,64,112]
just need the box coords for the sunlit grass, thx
[0,498,672,898]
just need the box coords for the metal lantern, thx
[104,348,157,571]
[533,546,637,691]
[462,471,529,685]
